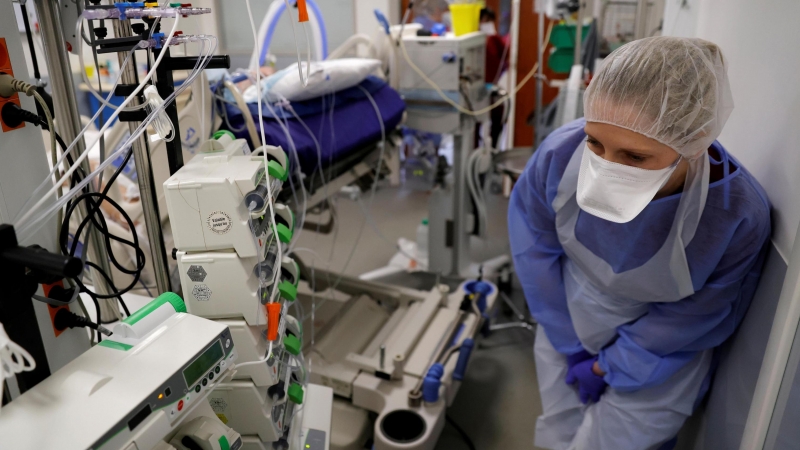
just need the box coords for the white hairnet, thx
[584,37,733,159]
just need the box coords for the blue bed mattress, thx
[219,76,405,176]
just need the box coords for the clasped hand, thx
[565,350,608,404]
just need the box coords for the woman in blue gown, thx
[509,37,771,449]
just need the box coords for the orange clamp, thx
[266,303,281,341]
[297,0,309,23]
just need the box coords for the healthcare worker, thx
[509,37,771,449]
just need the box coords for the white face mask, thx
[576,144,681,223]
[480,22,497,35]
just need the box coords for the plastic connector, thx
[266,302,281,341]
[453,338,474,381]
[422,363,445,403]
[0,73,35,98]
[288,382,304,404]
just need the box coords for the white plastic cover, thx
[244,58,382,103]
[584,37,733,159]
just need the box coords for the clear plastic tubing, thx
[81,7,210,20]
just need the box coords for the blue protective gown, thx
[509,118,771,393]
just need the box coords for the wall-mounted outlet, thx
[0,38,24,132]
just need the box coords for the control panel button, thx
[226,338,230,348]
[202,378,208,386]
[177,400,184,411]
[208,372,214,381]
[195,385,201,393]
[215,365,220,374]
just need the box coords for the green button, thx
[123,292,186,326]
[276,223,292,243]
[218,435,230,450]
[284,334,301,356]
[288,382,304,405]
[278,280,297,301]
[213,130,235,141]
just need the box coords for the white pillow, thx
[243,58,382,103]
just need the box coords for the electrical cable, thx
[17,31,215,242]
[19,2,41,82]
[445,415,477,450]
[15,14,184,230]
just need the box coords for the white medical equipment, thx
[163,133,324,450]
[299,271,498,450]
[0,293,242,450]
[390,31,508,278]
[397,31,488,114]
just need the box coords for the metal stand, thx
[88,18,230,293]
[33,0,117,319]
[112,20,171,294]
[450,115,474,276]
[489,291,536,333]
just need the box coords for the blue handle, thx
[453,338,475,381]
[422,363,445,403]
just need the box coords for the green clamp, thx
[169,2,182,7]
[213,130,235,141]
[124,292,185,326]
[288,382,304,405]
[275,223,292,244]
[267,160,288,182]
[278,280,297,302]
[284,334,301,356]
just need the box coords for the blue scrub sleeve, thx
[509,147,583,356]
[598,215,771,392]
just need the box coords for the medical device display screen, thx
[183,341,223,387]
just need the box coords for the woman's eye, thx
[627,153,646,163]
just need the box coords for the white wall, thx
[662,0,700,37]
[664,0,800,260]
[355,0,399,37]
[216,0,356,64]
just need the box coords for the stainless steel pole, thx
[634,0,648,39]
[574,0,583,66]
[112,20,172,294]
[535,0,545,148]
[451,116,473,276]
[32,0,118,318]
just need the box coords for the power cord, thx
[53,308,113,337]
[445,414,477,450]
[2,97,138,336]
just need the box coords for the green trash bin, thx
[548,47,578,74]
[549,23,590,49]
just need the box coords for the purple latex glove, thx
[565,356,608,404]
[565,349,593,381]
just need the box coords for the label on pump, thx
[207,211,232,234]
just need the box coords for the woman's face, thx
[584,121,689,198]
[584,122,680,170]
